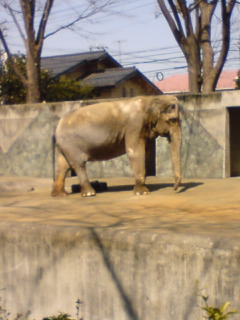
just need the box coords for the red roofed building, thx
[156,70,238,93]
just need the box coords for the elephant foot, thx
[51,189,69,197]
[81,183,96,197]
[173,176,181,191]
[134,184,150,196]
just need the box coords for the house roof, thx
[217,70,237,89]
[156,73,188,93]
[81,67,138,87]
[41,50,162,94]
[156,70,238,93]
[81,67,162,93]
[41,50,121,77]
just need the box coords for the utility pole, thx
[116,40,126,64]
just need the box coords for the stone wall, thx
[0,91,240,179]
[0,222,240,320]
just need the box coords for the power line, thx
[1,0,239,81]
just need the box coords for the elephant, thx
[51,95,182,197]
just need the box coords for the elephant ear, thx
[148,96,180,123]
[147,98,163,124]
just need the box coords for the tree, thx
[235,70,240,89]
[0,54,27,104]
[156,0,236,93]
[0,54,94,104]
[42,75,95,102]
[0,0,113,103]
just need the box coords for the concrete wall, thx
[0,99,133,179]
[0,222,240,320]
[157,91,240,178]
[0,91,240,179]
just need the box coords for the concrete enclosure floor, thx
[0,176,240,236]
[0,176,240,320]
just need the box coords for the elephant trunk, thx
[169,120,182,190]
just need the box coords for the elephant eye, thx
[166,104,175,113]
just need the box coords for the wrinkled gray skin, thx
[51,95,181,197]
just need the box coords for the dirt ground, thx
[0,176,240,238]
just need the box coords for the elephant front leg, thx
[127,140,150,195]
[73,162,96,197]
[169,121,182,191]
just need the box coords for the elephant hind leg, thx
[60,147,96,197]
[53,144,96,197]
[51,150,70,197]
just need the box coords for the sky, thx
[1,0,240,83]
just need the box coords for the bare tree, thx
[157,0,236,93]
[0,0,113,103]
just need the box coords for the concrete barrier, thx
[0,176,240,320]
[0,223,240,320]
[1,91,240,179]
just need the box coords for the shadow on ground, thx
[108,182,203,193]
[71,181,203,194]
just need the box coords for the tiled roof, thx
[81,67,138,87]
[217,70,238,89]
[40,50,162,93]
[156,73,188,93]
[41,50,120,77]
[156,70,238,93]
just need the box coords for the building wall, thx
[98,77,159,99]
[0,91,240,179]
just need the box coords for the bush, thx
[0,55,94,104]
[200,295,238,320]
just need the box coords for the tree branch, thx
[36,0,54,53]
[0,28,27,86]
[177,0,194,36]
[227,0,236,13]
[169,0,186,35]
[44,0,113,39]
[215,0,233,72]
[19,0,35,57]
[157,0,184,44]
[3,2,26,43]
